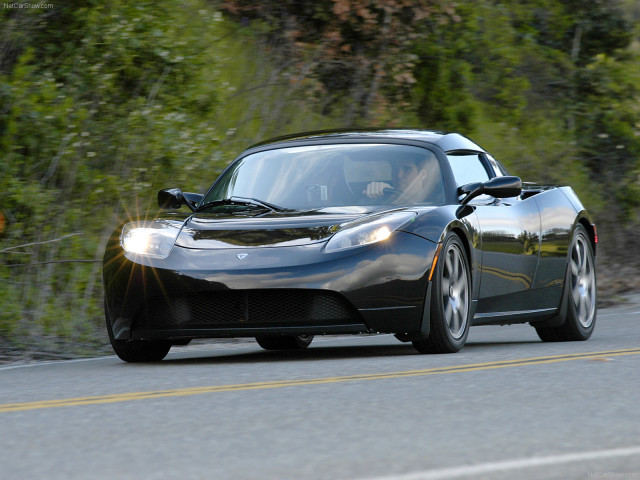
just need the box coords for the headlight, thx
[120,220,182,259]
[325,211,416,252]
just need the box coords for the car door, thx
[446,151,541,315]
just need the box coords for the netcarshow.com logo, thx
[4,3,54,8]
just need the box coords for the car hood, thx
[174,207,375,249]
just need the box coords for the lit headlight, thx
[325,211,416,252]
[120,220,181,259]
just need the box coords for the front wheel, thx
[535,225,597,342]
[105,302,171,362]
[413,233,471,354]
[255,335,314,350]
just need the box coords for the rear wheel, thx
[105,302,171,362]
[535,225,596,342]
[255,335,314,350]
[413,233,471,354]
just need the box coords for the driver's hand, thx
[363,182,393,199]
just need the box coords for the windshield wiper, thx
[195,197,287,213]
[229,196,288,212]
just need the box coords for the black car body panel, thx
[104,221,437,340]
[103,129,596,355]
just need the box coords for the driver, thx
[363,157,431,203]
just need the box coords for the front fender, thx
[402,205,482,306]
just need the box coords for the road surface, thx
[1,297,639,480]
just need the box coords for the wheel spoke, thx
[587,261,595,283]
[444,299,453,324]
[454,279,467,304]
[451,282,460,298]
[577,240,587,272]
[572,283,581,306]
[580,295,589,322]
[575,242,583,269]
[445,253,454,279]
[585,271,594,291]
[570,259,579,278]
[459,282,468,306]
[451,254,459,282]
[450,308,461,334]
[585,291,592,312]
[442,275,450,296]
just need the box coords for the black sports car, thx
[103,129,597,362]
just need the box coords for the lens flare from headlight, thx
[120,221,181,259]
[122,228,153,255]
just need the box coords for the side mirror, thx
[158,188,185,210]
[459,176,522,205]
[158,188,203,212]
[483,176,522,198]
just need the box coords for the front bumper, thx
[103,231,437,340]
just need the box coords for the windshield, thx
[203,144,445,210]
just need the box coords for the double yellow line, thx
[2,348,639,413]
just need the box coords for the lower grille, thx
[136,289,360,329]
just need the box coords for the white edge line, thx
[357,445,640,480]
[0,336,374,371]
[0,356,115,371]
[599,311,640,318]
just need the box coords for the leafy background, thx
[1,0,639,358]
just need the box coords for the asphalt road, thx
[1,298,639,480]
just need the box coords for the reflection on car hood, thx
[175,209,371,249]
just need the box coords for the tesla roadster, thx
[103,129,597,362]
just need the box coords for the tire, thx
[535,225,597,342]
[255,335,314,350]
[413,233,471,354]
[105,302,171,362]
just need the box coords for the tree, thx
[221,0,459,123]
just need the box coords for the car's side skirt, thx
[472,307,557,326]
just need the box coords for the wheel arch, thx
[533,218,595,329]
[403,206,480,297]
[448,225,474,281]
[533,219,597,339]
[443,221,480,315]
[577,216,597,257]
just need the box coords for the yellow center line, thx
[2,348,639,413]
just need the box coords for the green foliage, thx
[221,0,460,122]
[0,1,269,350]
[407,0,639,226]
